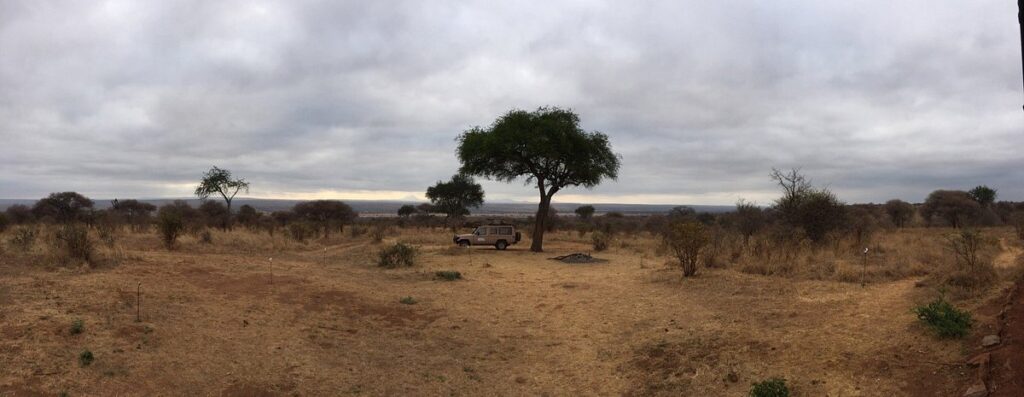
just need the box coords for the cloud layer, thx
[1,1,1021,204]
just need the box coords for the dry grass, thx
[0,226,1018,396]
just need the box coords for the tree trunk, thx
[531,196,551,252]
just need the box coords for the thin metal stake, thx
[136,282,141,322]
[861,248,869,287]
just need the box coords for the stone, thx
[967,352,991,367]
[981,335,1000,347]
[962,382,987,397]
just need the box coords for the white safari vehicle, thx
[453,223,522,250]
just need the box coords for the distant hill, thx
[0,198,734,216]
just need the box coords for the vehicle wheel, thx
[495,241,508,250]
[458,240,470,247]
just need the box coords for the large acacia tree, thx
[194,166,250,214]
[457,107,620,252]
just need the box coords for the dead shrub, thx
[8,226,37,251]
[53,224,94,264]
[663,221,709,277]
[157,207,184,250]
[591,231,611,251]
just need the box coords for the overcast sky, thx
[1,1,1021,205]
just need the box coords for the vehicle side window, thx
[489,227,499,235]
[499,227,512,235]
[475,227,486,236]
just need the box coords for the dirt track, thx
[0,230,1012,396]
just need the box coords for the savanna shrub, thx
[8,226,37,251]
[288,223,313,243]
[749,377,789,397]
[913,297,972,338]
[70,319,84,335]
[199,229,213,244]
[435,270,462,281]
[945,229,991,270]
[79,350,94,366]
[370,225,388,243]
[0,213,8,233]
[663,221,709,277]
[591,231,610,251]
[157,208,184,250]
[54,224,94,263]
[378,243,417,268]
[1012,212,1024,241]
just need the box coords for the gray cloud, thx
[1,0,1021,204]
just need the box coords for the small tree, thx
[663,221,709,278]
[770,169,846,243]
[967,185,997,207]
[457,107,621,252]
[194,166,250,215]
[921,190,980,228]
[574,205,596,220]
[5,204,34,224]
[883,199,915,228]
[397,204,417,218]
[293,200,357,237]
[235,204,260,229]
[734,199,764,243]
[32,192,94,223]
[425,174,484,229]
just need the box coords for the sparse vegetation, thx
[749,377,789,397]
[663,221,709,277]
[913,297,972,338]
[70,319,84,335]
[399,296,417,304]
[157,206,185,250]
[591,231,610,251]
[8,226,38,251]
[378,243,417,268]
[199,229,213,244]
[54,224,94,264]
[435,270,462,281]
[79,350,94,366]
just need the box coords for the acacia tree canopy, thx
[32,191,94,223]
[194,166,249,213]
[456,107,620,252]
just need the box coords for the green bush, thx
[749,377,789,397]
[399,296,417,305]
[591,231,610,251]
[913,297,972,338]
[435,270,462,281]
[79,350,94,366]
[378,243,417,268]
[70,319,84,335]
